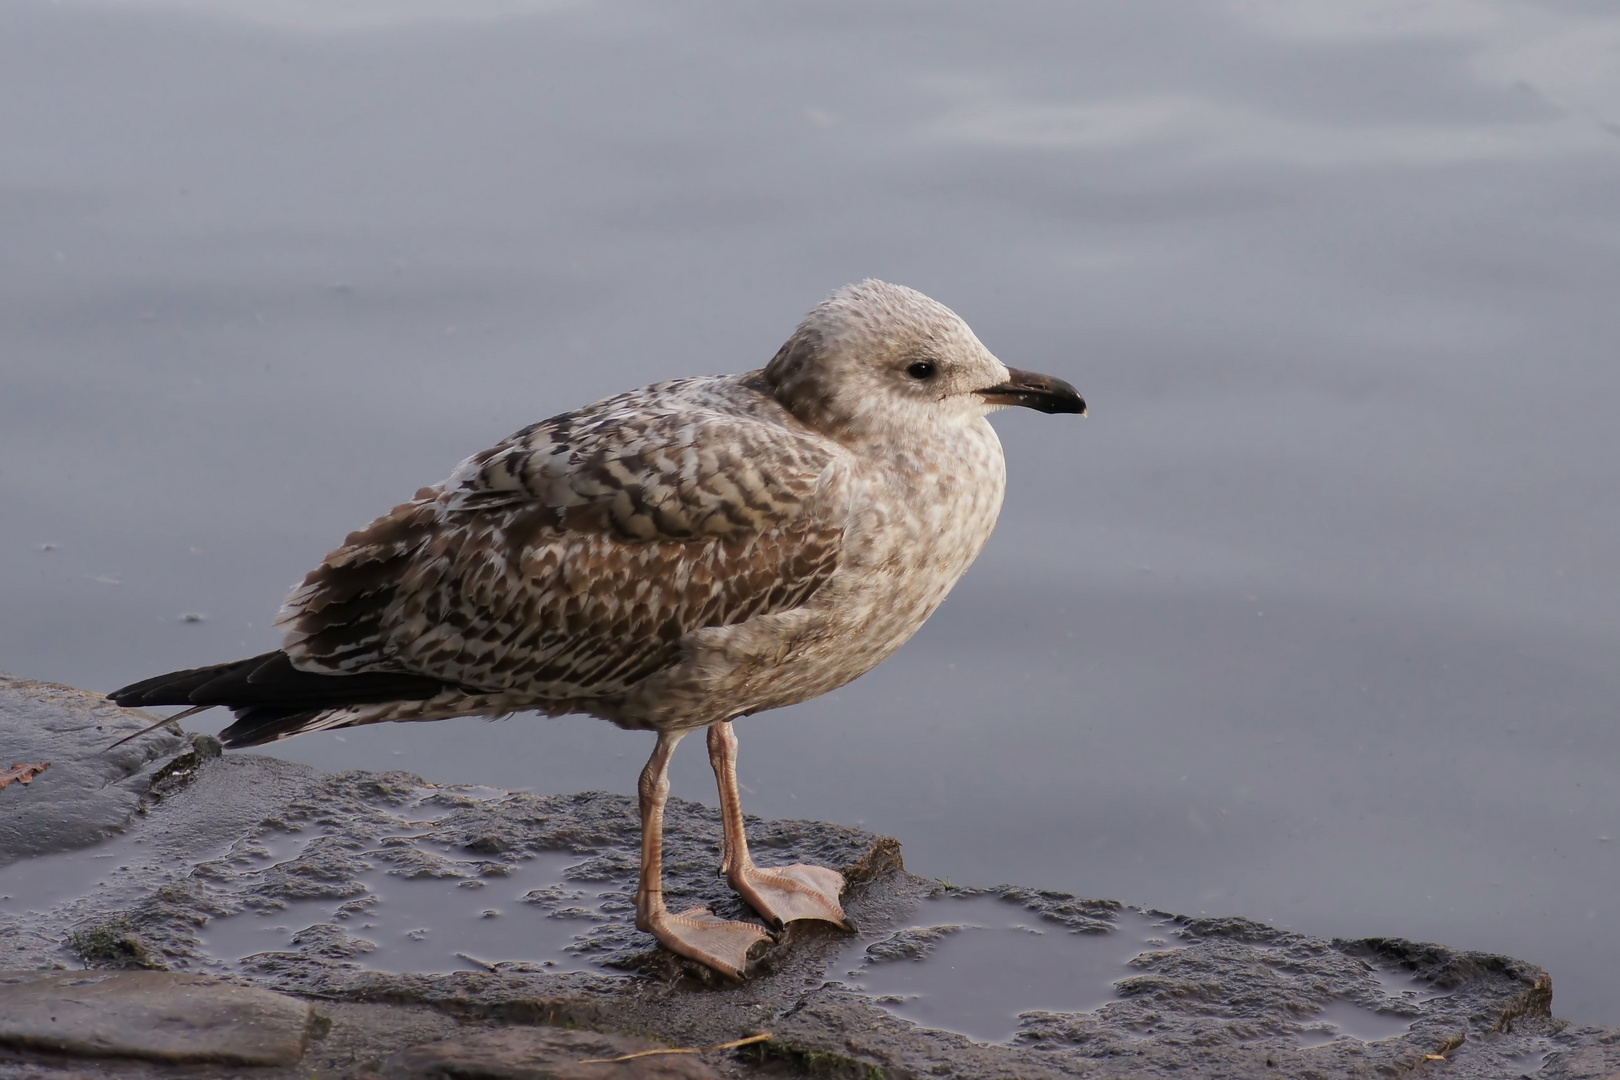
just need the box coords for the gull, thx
[110,280,1085,977]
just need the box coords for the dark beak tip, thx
[979,368,1086,415]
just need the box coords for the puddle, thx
[1281,963,1432,1047]
[1503,1041,1552,1076]
[0,830,227,918]
[0,783,513,920]
[0,783,620,977]
[198,847,595,974]
[1370,965,1451,1004]
[835,893,1176,1043]
[1295,999,1415,1047]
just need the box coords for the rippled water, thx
[2,0,1617,1021]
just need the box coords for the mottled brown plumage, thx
[275,378,848,725]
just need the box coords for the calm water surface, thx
[3,0,1618,1022]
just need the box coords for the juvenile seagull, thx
[111,280,1084,977]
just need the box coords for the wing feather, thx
[275,380,848,703]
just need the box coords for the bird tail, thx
[109,651,447,748]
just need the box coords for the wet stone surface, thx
[2,674,1619,1078]
[367,1026,724,1079]
[0,676,187,866]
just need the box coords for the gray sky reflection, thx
[2,0,1617,1020]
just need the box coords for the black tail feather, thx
[217,707,328,748]
[110,651,448,748]
[110,656,262,708]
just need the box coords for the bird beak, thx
[976,368,1087,415]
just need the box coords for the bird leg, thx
[707,719,849,930]
[634,729,770,978]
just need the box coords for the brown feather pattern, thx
[274,378,848,710]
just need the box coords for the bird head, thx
[764,279,1084,443]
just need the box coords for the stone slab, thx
[0,970,312,1066]
[375,1026,721,1079]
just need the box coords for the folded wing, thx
[275,382,851,704]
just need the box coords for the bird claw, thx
[731,863,849,930]
[646,906,772,979]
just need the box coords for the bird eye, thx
[906,361,937,380]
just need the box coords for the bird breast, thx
[833,414,1008,644]
[622,414,1007,729]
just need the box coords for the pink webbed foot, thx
[642,906,772,979]
[731,862,849,930]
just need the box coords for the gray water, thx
[2,0,1617,1023]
